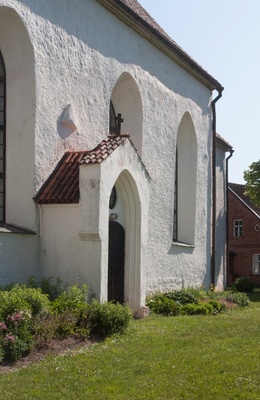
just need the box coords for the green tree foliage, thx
[243,160,260,207]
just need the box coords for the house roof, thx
[35,135,141,204]
[229,182,260,219]
[97,0,223,92]
[216,133,233,152]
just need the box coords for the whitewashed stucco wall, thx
[0,232,38,285]
[0,0,223,297]
[39,204,102,295]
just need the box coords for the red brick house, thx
[228,183,260,286]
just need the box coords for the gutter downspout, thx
[211,87,224,289]
[225,148,234,286]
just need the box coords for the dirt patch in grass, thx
[0,336,99,374]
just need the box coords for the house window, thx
[252,254,260,275]
[233,219,243,237]
[0,50,6,223]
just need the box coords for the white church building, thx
[0,0,232,312]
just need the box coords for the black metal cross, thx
[116,113,124,135]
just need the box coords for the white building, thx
[0,0,232,312]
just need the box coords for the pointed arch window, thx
[173,113,197,245]
[0,50,6,222]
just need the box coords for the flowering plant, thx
[0,311,33,364]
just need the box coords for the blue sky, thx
[139,0,260,184]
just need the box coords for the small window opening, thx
[109,186,117,209]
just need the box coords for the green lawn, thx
[1,292,260,400]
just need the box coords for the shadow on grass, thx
[247,289,260,302]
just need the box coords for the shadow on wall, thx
[215,208,226,288]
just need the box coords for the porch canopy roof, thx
[34,135,148,204]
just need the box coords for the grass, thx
[1,291,260,399]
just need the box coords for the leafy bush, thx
[224,292,250,307]
[183,287,210,301]
[207,300,225,313]
[0,311,33,363]
[163,290,198,305]
[146,290,199,316]
[232,277,255,293]
[182,302,214,315]
[0,279,134,364]
[89,302,132,338]
[51,284,89,314]
[0,290,31,321]
[146,290,227,316]
[146,297,181,316]
[27,276,68,302]
[8,285,51,316]
[31,313,58,349]
[75,306,92,338]
[54,312,79,339]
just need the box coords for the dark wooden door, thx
[108,221,125,303]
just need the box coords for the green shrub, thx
[0,290,32,321]
[31,313,58,349]
[54,312,79,339]
[0,311,34,364]
[164,290,198,305]
[51,284,89,314]
[89,302,132,338]
[146,297,181,316]
[8,285,51,316]
[182,302,214,315]
[74,306,91,338]
[185,287,208,300]
[27,276,68,302]
[207,300,224,314]
[224,292,250,307]
[146,290,199,316]
[232,277,255,293]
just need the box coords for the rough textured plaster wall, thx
[142,83,212,292]
[39,205,102,295]
[0,234,38,285]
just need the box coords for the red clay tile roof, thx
[35,136,128,204]
[229,183,260,219]
[99,0,223,91]
[80,135,127,165]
